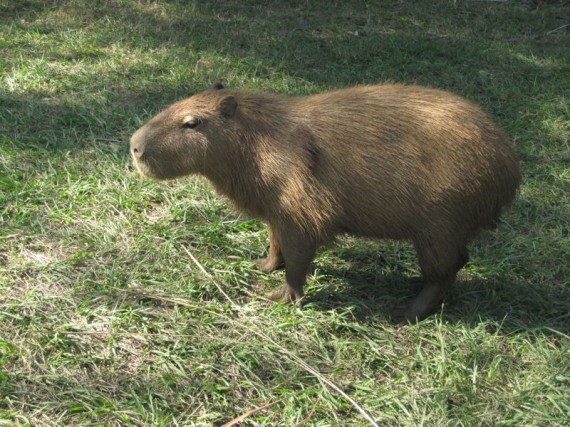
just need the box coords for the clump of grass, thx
[1,0,569,425]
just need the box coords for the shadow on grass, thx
[1,89,174,152]
[1,0,568,153]
[303,240,570,334]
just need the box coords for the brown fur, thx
[130,83,521,322]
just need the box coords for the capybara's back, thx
[131,83,521,322]
[292,85,520,242]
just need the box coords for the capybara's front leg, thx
[256,227,284,273]
[265,231,317,305]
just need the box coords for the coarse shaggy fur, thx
[131,83,521,321]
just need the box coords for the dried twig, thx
[546,23,570,35]
[181,244,239,309]
[130,288,379,426]
[124,245,381,427]
[293,401,318,427]
[103,245,380,426]
[221,400,282,427]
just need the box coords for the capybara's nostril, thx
[130,143,144,160]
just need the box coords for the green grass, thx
[1,0,569,425]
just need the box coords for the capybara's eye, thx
[182,117,202,129]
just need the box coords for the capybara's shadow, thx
[299,245,569,334]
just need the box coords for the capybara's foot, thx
[391,283,445,324]
[265,284,303,306]
[255,256,284,273]
[408,276,425,285]
[390,305,431,324]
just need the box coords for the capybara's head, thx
[130,83,236,179]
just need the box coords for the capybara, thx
[130,83,521,322]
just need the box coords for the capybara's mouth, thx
[132,156,161,179]
[132,155,186,180]
[133,162,150,178]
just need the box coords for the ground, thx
[1,1,569,426]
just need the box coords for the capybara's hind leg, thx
[393,238,469,323]
[256,227,285,273]
[265,232,316,305]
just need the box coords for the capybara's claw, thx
[255,256,284,273]
[408,276,425,285]
[390,306,418,325]
[265,285,303,306]
[391,298,440,324]
[265,289,284,301]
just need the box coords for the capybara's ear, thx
[211,82,225,90]
[219,95,237,118]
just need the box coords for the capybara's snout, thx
[130,127,146,160]
[130,122,191,180]
[130,125,156,178]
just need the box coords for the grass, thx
[1,0,569,425]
